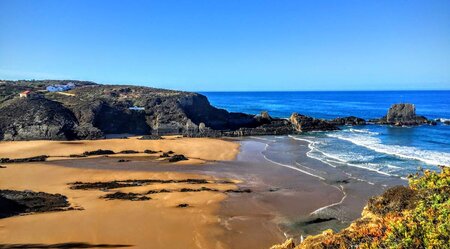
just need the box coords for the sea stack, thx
[373,103,435,126]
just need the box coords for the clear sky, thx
[1,0,449,91]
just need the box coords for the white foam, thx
[289,134,401,177]
[437,118,450,122]
[262,153,326,181]
[250,136,277,142]
[310,184,347,215]
[327,131,450,166]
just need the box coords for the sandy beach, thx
[0,136,385,249]
[0,136,239,162]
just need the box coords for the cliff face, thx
[0,80,344,141]
[0,80,342,141]
[0,98,78,140]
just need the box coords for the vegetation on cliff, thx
[271,166,450,249]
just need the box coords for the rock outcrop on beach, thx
[290,113,338,132]
[372,103,435,126]
[0,98,78,140]
[0,80,342,140]
[0,190,70,218]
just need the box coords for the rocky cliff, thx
[0,80,343,141]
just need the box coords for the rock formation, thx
[0,80,401,141]
[330,116,366,126]
[372,103,435,126]
[0,98,78,140]
[290,113,338,132]
[0,190,70,218]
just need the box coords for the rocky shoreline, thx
[0,80,440,141]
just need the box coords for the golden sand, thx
[0,137,241,249]
[0,136,239,162]
[0,163,235,249]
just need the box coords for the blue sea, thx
[202,91,450,179]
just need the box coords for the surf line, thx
[310,184,347,215]
[262,144,325,181]
[261,143,347,214]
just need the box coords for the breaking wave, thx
[327,129,450,166]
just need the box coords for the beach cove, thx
[0,136,396,248]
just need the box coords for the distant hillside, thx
[0,80,260,140]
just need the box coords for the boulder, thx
[374,103,434,126]
[0,189,70,218]
[330,116,366,126]
[290,113,338,132]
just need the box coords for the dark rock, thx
[290,113,338,132]
[199,187,219,192]
[177,203,189,208]
[117,159,130,163]
[0,165,6,168]
[102,192,150,201]
[139,135,163,140]
[69,154,87,158]
[0,98,78,141]
[373,103,434,126]
[334,179,350,184]
[182,179,209,184]
[225,188,252,193]
[0,189,70,218]
[160,152,170,158]
[146,189,172,194]
[167,151,174,154]
[0,242,131,248]
[0,80,351,140]
[119,150,139,154]
[144,149,157,154]
[82,149,115,156]
[69,178,213,190]
[254,111,273,124]
[74,123,104,140]
[444,121,450,125]
[180,188,200,192]
[168,154,188,162]
[330,116,366,126]
[0,155,48,163]
[303,217,337,225]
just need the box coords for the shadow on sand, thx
[0,243,132,248]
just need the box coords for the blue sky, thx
[1,0,449,91]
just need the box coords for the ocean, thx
[202,91,450,181]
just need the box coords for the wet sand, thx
[0,137,387,248]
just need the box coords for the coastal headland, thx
[0,80,442,248]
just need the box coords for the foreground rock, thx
[372,103,435,126]
[0,190,70,218]
[0,155,48,163]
